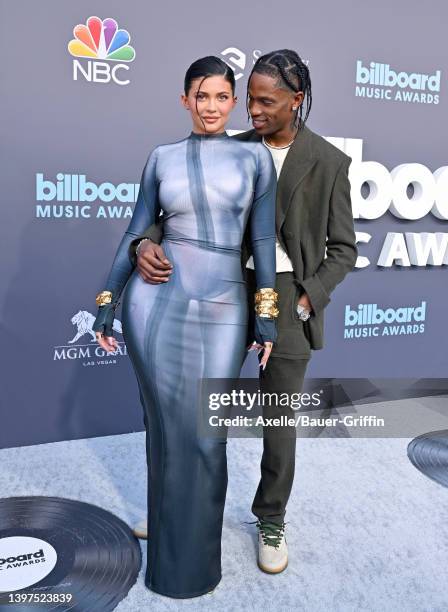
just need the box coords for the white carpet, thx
[1,412,447,611]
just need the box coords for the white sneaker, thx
[132,519,148,540]
[257,520,288,573]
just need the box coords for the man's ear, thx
[293,91,304,110]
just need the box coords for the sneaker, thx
[256,520,288,574]
[132,519,148,540]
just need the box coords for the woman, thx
[92,56,279,598]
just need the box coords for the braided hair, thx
[247,49,312,129]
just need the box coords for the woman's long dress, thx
[101,130,276,598]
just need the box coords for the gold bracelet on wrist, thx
[95,290,113,306]
[254,288,279,319]
[254,288,278,304]
[255,305,280,318]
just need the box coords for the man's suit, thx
[129,124,357,524]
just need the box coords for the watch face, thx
[296,304,310,321]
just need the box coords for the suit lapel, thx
[232,126,317,244]
[275,125,316,233]
[230,128,260,142]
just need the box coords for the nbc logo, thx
[68,16,135,86]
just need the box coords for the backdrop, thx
[1,0,446,448]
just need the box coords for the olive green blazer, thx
[129,125,357,350]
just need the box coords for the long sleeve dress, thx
[94,130,277,598]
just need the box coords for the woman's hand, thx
[247,340,274,370]
[92,303,118,352]
[250,314,277,371]
[95,331,119,353]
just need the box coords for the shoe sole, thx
[258,559,288,574]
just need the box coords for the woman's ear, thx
[180,93,189,110]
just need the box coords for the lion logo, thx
[68,310,123,344]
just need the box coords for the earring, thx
[292,106,298,111]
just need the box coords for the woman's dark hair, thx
[247,49,312,129]
[184,56,236,95]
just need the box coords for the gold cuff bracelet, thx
[95,290,113,306]
[254,288,279,318]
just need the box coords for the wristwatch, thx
[296,303,311,321]
[136,238,150,257]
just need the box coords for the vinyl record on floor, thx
[407,430,448,488]
[0,496,142,610]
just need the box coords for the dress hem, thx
[144,576,221,599]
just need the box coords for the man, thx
[128,49,357,574]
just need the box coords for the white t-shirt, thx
[245,139,294,272]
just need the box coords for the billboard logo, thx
[35,173,139,219]
[0,537,57,592]
[68,16,135,86]
[343,301,426,339]
[355,60,441,104]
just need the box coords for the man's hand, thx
[137,240,173,284]
[297,292,313,314]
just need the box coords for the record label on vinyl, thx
[0,497,142,611]
[0,537,58,592]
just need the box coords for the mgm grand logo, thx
[53,310,127,366]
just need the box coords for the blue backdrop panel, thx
[0,0,446,448]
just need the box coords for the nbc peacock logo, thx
[68,16,136,86]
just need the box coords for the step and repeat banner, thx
[1,0,446,448]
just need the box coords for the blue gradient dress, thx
[95,131,276,598]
